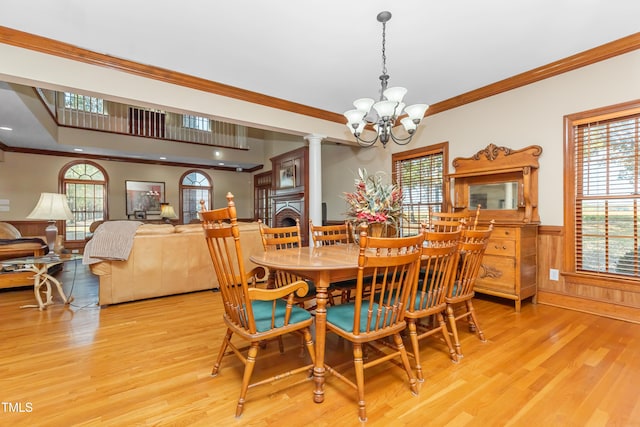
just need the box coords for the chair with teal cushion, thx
[325,223,424,422]
[259,218,322,309]
[405,229,461,382]
[309,219,355,304]
[202,193,315,418]
[446,222,494,357]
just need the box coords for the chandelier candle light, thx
[344,11,429,148]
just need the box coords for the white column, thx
[304,134,325,234]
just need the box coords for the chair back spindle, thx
[309,220,350,247]
[428,205,481,231]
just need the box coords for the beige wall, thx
[0,130,312,221]
[321,50,640,226]
[0,151,258,220]
[0,43,638,226]
[0,43,352,143]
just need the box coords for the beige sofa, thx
[89,222,264,306]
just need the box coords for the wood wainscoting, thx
[537,225,640,324]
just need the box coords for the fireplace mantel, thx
[270,147,309,245]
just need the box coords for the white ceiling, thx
[0,0,639,165]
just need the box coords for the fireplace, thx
[271,146,309,245]
[273,194,306,244]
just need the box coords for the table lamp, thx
[160,203,177,224]
[27,193,74,252]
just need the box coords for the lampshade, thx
[161,203,177,222]
[27,193,73,252]
[404,104,430,121]
[344,109,367,126]
[372,100,397,119]
[27,193,73,221]
[382,87,407,103]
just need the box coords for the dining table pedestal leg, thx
[313,271,329,403]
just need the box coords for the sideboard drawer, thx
[488,227,516,239]
[485,238,516,256]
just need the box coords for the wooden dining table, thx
[249,243,361,404]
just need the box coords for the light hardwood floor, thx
[1,262,639,426]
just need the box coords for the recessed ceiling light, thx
[73,148,84,152]
[214,151,221,157]
[159,156,167,160]
[219,162,225,166]
[0,126,12,131]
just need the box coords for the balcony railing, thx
[37,88,248,149]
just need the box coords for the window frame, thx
[59,160,108,245]
[182,114,211,132]
[564,99,640,283]
[63,92,107,115]
[254,171,273,224]
[179,169,212,224]
[392,142,449,236]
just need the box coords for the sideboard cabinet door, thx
[474,224,537,312]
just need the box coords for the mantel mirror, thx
[448,144,542,224]
[469,181,519,210]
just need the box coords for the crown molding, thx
[1,26,639,122]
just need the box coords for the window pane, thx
[393,146,445,237]
[64,92,105,114]
[63,162,107,242]
[182,188,209,223]
[574,111,640,277]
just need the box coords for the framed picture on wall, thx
[126,180,165,215]
[279,163,295,188]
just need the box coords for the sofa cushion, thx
[0,238,48,261]
[0,222,21,239]
[135,224,176,235]
[174,224,202,234]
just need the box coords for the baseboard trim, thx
[537,291,640,324]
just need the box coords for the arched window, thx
[60,161,108,242]
[180,170,212,223]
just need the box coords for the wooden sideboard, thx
[448,144,543,312]
[474,224,537,312]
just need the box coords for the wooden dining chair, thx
[309,220,356,304]
[446,222,494,357]
[309,220,350,247]
[201,193,315,418]
[325,223,424,422]
[258,219,319,310]
[405,228,462,382]
[428,205,481,231]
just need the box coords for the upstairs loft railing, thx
[36,88,248,150]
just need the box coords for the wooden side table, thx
[1,254,81,310]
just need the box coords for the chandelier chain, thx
[381,21,387,78]
[343,10,429,148]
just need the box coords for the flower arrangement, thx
[343,168,404,228]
